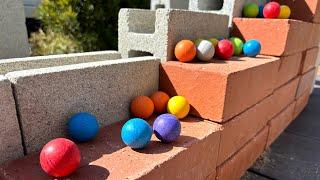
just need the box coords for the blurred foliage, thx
[29,0,149,56]
[29,29,83,55]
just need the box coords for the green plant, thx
[29,29,83,56]
[30,0,150,55]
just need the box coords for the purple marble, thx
[153,114,181,143]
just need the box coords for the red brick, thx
[300,47,319,74]
[269,77,300,119]
[205,171,216,180]
[294,91,310,119]
[296,68,316,98]
[216,127,268,180]
[275,52,302,88]
[232,18,315,56]
[275,0,320,23]
[267,102,295,147]
[0,117,222,179]
[160,56,279,122]
[217,94,273,165]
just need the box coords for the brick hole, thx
[155,4,165,9]
[128,50,153,58]
[198,0,224,10]
[172,0,189,9]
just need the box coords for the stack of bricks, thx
[159,1,320,179]
[0,1,319,180]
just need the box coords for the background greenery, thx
[29,0,149,56]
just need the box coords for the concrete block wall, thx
[0,51,122,163]
[118,8,229,61]
[0,76,24,163]
[0,51,121,74]
[0,0,29,59]
[5,56,159,154]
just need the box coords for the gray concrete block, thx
[118,8,229,61]
[0,75,24,164]
[0,0,29,59]
[0,51,121,74]
[151,0,266,26]
[190,0,267,26]
[6,56,160,154]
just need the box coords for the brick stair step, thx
[275,52,302,89]
[0,117,221,180]
[216,126,269,180]
[274,0,320,23]
[267,102,296,147]
[232,18,320,56]
[296,68,316,98]
[300,47,319,75]
[218,76,299,166]
[160,55,280,122]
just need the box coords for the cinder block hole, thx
[198,0,224,10]
[128,12,156,34]
[128,50,153,58]
[171,0,189,9]
[155,4,165,9]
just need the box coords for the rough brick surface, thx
[160,56,279,122]
[218,94,274,165]
[0,0,29,59]
[267,102,295,147]
[269,77,300,119]
[275,0,320,23]
[0,51,121,74]
[296,68,316,98]
[216,127,268,180]
[275,53,302,89]
[118,9,229,61]
[0,117,222,179]
[294,91,310,119]
[300,47,319,75]
[0,76,23,164]
[232,18,316,56]
[5,57,160,154]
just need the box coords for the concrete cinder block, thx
[296,68,316,98]
[160,55,280,122]
[274,0,320,23]
[232,18,316,56]
[275,52,302,89]
[0,75,24,164]
[5,56,160,154]
[118,8,229,61]
[0,51,121,74]
[0,117,222,179]
[218,94,274,165]
[300,47,319,75]
[151,0,266,26]
[0,0,29,59]
[189,0,266,26]
[216,126,268,180]
[267,102,295,147]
